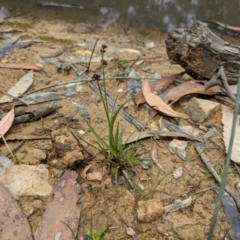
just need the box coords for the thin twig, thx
[114,209,130,227]
[0,89,30,106]
[218,66,236,102]
[24,76,160,95]
[1,136,18,162]
[234,162,240,176]
[6,140,25,157]
[86,38,99,72]
[194,141,240,210]
[129,56,140,68]
[69,131,94,156]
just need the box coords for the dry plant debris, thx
[0,15,239,240]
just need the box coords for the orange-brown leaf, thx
[212,20,240,32]
[163,81,221,104]
[135,73,179,107]
[0,105,15,137]
[142,80,189,119]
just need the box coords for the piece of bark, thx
[165,21,240,84]
[35,170,81,240]
[0,184,33,240]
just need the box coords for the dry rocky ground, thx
[0,14,238,240]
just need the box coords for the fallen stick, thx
[166,21,240,84]
[194,141,240,210]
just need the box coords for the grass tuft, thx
[86,44,140,168]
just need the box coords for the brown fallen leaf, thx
[142,80,189,119]
[35,170,81,240]
[163,80,221,104]
[151,142,165,173]
[0,105,15,137]
[0,71,34,103]
[0,184,33,240]
[0,63,40,70]
[135,73,180,107]
[212,20,240,33]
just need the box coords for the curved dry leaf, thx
[151,142,165,173]
[212,20,240,33]
[0,70,34,103]
[163,81,221,104]
[142,80,189,119]
[135,73,179,107]
[0,105,15,136]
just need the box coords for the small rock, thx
[32,199,43,209]
[1,59,8,64]
[37,63,43,68]
[173,167,183,179]
[63,151,84,167]
[0,154,14,176]
[184,97,220,123]
[169,139,188,159]
[0,165,52,199]
[135,60,144,66]
[78,130,85,135]
[236,182,240,189]
[145,42,155,49]
[156,225,169,236]
[87,172,103,181]
[137,199,163,222]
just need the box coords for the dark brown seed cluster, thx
[100,44,107,53]
[101,59,108,66]
[92,73,101,81]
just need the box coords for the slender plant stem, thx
[86,38,98,72]
[2,135,18,162]
[208,68,240,239]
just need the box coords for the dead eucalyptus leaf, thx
[135,73,179,107]
[163,81,221,104]
[0,105,15,137]
[212,20,240,32]
[151,142,165,172]
[142,80,189,119]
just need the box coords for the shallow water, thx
[1,0,240,32]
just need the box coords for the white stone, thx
[0,165,52,199]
